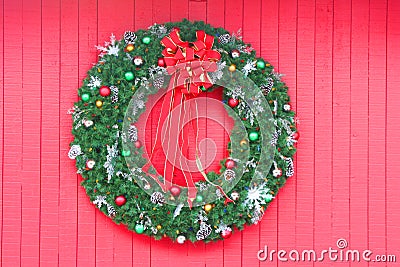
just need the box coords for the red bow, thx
[161,29,221,95]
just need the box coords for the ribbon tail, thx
[180,95,197,208]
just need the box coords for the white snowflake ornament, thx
[96,33,119,57]
[243,183,271,210]
[88,76,102,89]
[242,60,257,76]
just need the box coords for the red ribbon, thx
[145,30,222,208]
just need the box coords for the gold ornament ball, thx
[95,100,103,108]
[228,64,236,72]
[126,44,134,52]
[204,204,213,212]
[157,225,162,230]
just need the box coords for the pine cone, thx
[196,223,212,240]
[128,125,138,142]
[153,75,164,89]
[218,34,231,44]
[150,192,165,204]
[124,31,137,44]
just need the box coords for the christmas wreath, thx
[69,20,298,243]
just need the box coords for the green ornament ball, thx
[249,131,259,141]
[81,93,90,102]
[135,224,144,234]
[196,195,204,202]
[256,60,265,69]
[125,71,134,81]
[121,150,131,156]
[199,85,207,92]
[142,36,151,44]
[265,194,274,203]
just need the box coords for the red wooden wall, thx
[1,0,400,266]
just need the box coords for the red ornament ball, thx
[169,186,181,197]
[228,98,239,108]
[220,229,232,239]
[115,195,127,206]
[225,159,236,169]
[293,131,300,140]
[134,140,142,148]
[157,58,165,67]
[99,86,111,97]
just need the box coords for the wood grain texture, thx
[1,0,400,266]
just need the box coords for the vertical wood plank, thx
[241,3,262,265]
[171,0,188,22]
[278,1,298,266]
[295,0,315,265]
[2,0,23,266]
[332,1,351,266]
[0,0,4,259]
[76,0,97,266]
[349,0,369,255]
[206,0,224,27]
[59,0,79,265]
[135,0,154,31]
[368,0,387,257]
[224,0,243,266]
[243,0,261,55]
[96,1,130,265]
[259,1,279,263]
[21,0,41,265]
[40,0,61,265]
[133,0,154,264]
[386,0,400,263]
[205,2,225,266]
[153,0,171,24]
[314,0,333,257]
[188,1,206,22]
[225,0,243,33]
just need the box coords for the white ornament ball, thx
[176,235,186,244]
[231,191,240,201]
[83,119,94,127]
[86,159,96,170]
[283,104,291,111]
[144,183,151,190]
[133,56,144,66]
[272,168,282,178]
[231,49,240,58]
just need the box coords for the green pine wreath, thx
[69,20,298,243]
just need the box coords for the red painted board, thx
[332,1,351,267]
[368,0,388,258]
[59,0,79,265]
[2,0,23,266]
[40,0,62,265]
[21,0,41,266]
[386,0,400,265]
[314,0,334,262]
